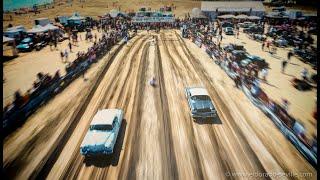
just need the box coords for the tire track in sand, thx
[83,35,151,179]
[117,41,150,179]
[166,33,232,179]
[159,32,205,180]
[174,31,271,177]
[154,35,179,180]
[43,34,147,180]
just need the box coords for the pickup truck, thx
[185,87,217,119]
[80,109,123,156]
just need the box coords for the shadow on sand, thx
[194,116,222,125]
[84,119,127,167]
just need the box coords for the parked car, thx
[80,109,123,156]
[224,27,234,35]
[221,21,233,28]
[16,37,34,52]
[230,50,247,62]
[239,21,254,28]
[249,34,267,42]
[293,48,317,66]
[223,43,245,52]
[35,41,47,51]
[241,55,269,69]
[273,37,288,47]
[285,35,303,47]
[243,25,264,34]
[185,87,217,119]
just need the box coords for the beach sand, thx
[3,30,316,180]
[3,30,103,106]
[2,2,317,179]
[3,0,316,144]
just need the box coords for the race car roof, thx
[90,109,121,126]
[189,87,209,96]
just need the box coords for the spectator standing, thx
[60,51,64,62]
[271,45,277,55]
[281,60,288,73]
[282,99,290,112]
[68,41,72,52]
[64,49,69,62]
[234,73,241,88]
[266,41,270,52]
[261,68,268,81]
[54,38,57,50]
[287,51,293,61]
[301,68,308,81]
[49,40,53,51]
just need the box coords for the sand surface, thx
[3,30,316,180]
[3,29,103,106]
[3,1,317,179]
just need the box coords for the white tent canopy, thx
[110,9,120,18]
[235,14,248,19]
[68,12,85,20]
[3,36,14,43]
[27,25,47,34]
[43,23,59,31]
[248,15,261,20]
[217,14,235,19]
[191,8,207,19]
[5,25,26,33]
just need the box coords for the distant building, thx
[201,1,265,20]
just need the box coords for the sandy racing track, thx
[3,30,316,180]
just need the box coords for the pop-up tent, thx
[109,9,129,18]
[68,12,85,21]
[43,23,59,31]
[235,14,248,19]
[4,25,26,39]
[248,15,261,20]
[217,14,236,19]
[3,36,14,43]
[191,8,207,19]
[27,25,48,34]
[6,25,26,32]
[68,12,85,25]
[110,9,120,18]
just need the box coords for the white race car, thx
[185,87,217,119]
[80,109,123,156]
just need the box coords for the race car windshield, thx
[191,95,210,101]
[90,124,113,131]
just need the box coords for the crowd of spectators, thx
[180,16,317,156]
